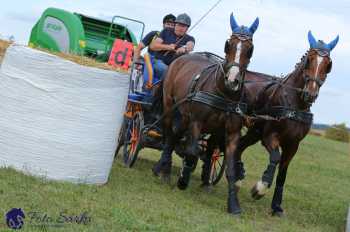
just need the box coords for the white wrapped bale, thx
[0,45,129,184]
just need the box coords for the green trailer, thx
[29,7,144,61]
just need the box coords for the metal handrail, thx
[105,15,145,55]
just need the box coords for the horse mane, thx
[281,51,308,83]
[294,51,308,71]
[194,52,225,64]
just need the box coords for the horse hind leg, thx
[177,155,198,190]
[177,121,202,189]
[199,128,261,192]
[200,147,212,189]
[152,138,175,183]
[183,121,202,157]
[152,100,176,183]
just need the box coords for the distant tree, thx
[324,123,349,143]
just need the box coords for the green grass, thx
[0,135,349,231]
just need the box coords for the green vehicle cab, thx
[29,7,144,62]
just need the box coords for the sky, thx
[0,0,349,126]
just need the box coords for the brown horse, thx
[153,13,259,215]
[231,31,339,216]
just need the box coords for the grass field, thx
[0,135,349,232]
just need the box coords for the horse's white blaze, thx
[256,180,268,195]
[228,41,242,82]
[314,56,324,89]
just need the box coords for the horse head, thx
[223,13,259,91]
[301,31,339,104]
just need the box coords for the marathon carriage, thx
[113,8,339,215]
[115,53,226,185]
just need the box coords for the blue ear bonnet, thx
[308,30,339,52]
[314,40,329,51]
[230,13,259,37]
[232,26,253,36]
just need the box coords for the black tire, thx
[123,112,144,168]
[114,117,128,159]
[209,149,226,185]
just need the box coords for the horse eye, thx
[224,40,230,54]
[326,61,332,73]
[305,59,310,69]
[247,46,254,58]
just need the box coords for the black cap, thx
[163,14,176,24]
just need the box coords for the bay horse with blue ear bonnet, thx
[152,13,259,215]
[231,30,339,216]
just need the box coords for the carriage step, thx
[147,130,162,138]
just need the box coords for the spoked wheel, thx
[123,112,144,168]
[114,117,128,159]
[209,148,226,185]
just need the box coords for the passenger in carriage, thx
[133,14,176,61]
[150,13,195,80]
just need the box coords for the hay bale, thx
[0,45,129,184]
[1,39,129,73]
[0,39,12,64]
[34,47,129,73]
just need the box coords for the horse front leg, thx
[177,121,202,190]
[271,143,299,217]
[234,127,262,190]
[225,121,242,215]
[251,132,281,200]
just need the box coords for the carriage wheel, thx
[123,112,144,168]
[209,148,226,185]
[114,117,128,159]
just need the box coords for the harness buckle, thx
[286,111,296,118]
[235,106,243,115]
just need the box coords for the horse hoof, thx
[152,164,161,177]
[250,185,265,200]
[228,207,242,215]
[152,169,159,177]
[227,195,241,215]
[272,210,284,217]
[250,181,267,200]
[177,177,189,190]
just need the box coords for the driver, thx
[150,13,195,79]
